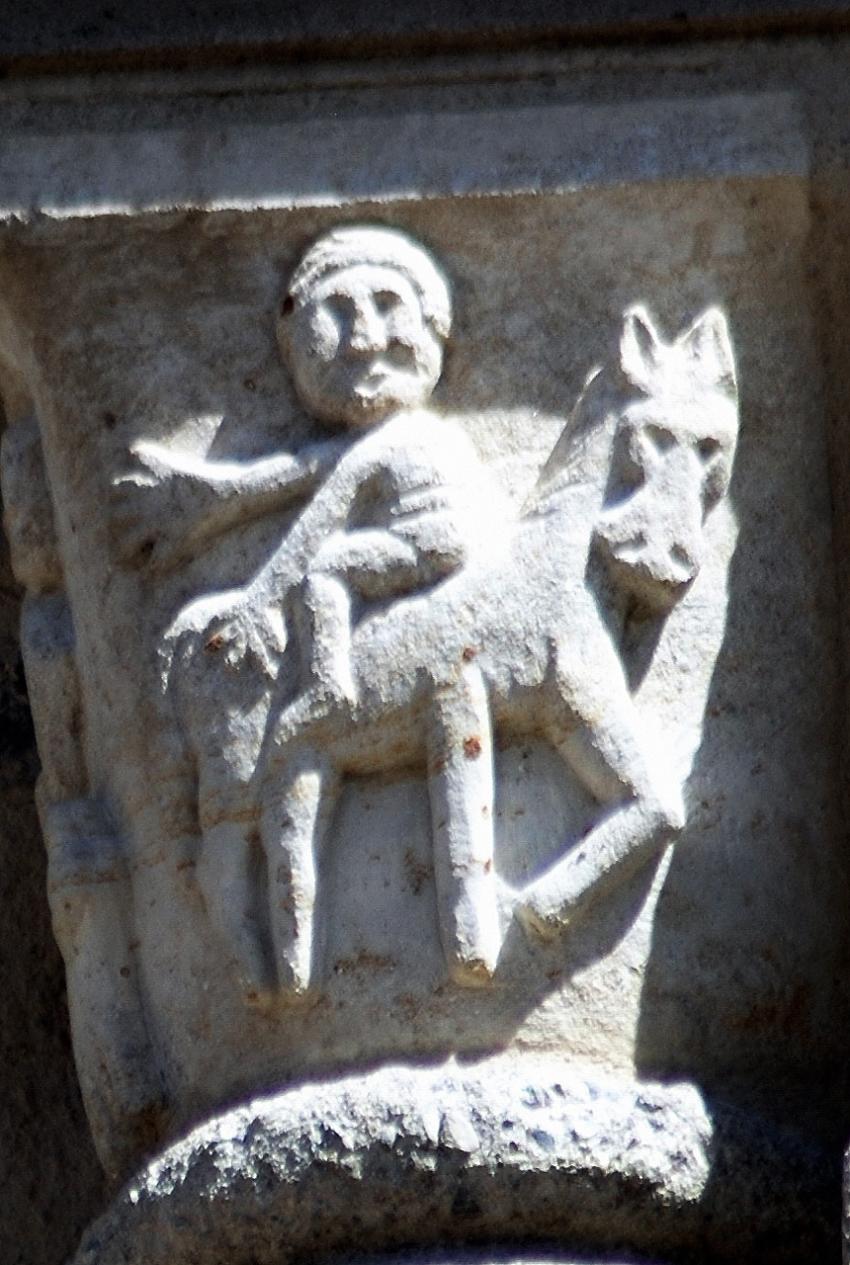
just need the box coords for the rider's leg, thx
[427,661,501,986]
[261,745,340,997]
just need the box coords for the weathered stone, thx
[71,1062,834,1265]
[0,192,750,1172]
[2,29,850,1265]
[4,1,850,71]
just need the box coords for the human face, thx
[281,263,444,427]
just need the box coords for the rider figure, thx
[276,225,485,706]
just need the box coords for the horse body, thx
[268,494,600,774]
[257,485,656,999]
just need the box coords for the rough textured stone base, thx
[72,1062,834,1265]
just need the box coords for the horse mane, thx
[523,365,628,518]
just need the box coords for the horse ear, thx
[679,307,737,399]
[620,305,663,393]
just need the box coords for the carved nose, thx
[348,301,384,352]
[669,541,698,580]
[668,501,702,581]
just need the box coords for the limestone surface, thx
[1,37,849,1265]
[0,516,105,1265]
[0,199,752,1174]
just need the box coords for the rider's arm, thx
[310,483,469,601]
[110,437,346,571]
[308,528,424,600]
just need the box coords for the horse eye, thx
[698,437,721,463]
[644,424,675,454]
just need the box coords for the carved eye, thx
[322,294,356,328]
[280,295,295,317]
[644,424,676,454]
[698,437,721,463]
[373,290,401,316]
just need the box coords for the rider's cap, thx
[285,225,452,338]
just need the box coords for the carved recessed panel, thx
[0,170,838,1179]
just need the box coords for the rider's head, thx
[278,225,452,428]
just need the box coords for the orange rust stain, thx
[727,982,811,1038]
[397,992,419,1020]
[463,736,482,759]
[333,951,395,974]
[404,848,433,895]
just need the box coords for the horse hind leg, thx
[261,746,340,998]
[427,661,501,986]
[197,817,275,1003]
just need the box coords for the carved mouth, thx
[351,360,410,398]
[360,364,391,386]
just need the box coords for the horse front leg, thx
[427,661,502,986]
[520,636,685,938]
[261,744,340,998]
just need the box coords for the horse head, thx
[526,305,737,613]
[594,304,738,612]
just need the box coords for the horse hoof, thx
[517,899,568,942]
[275,958,317,1003]
[448,954,497,988]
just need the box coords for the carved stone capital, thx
[0,67,841,1265]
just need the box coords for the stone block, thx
[0,42,847,1265]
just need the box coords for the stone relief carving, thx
[1,221,739,1176]
[107,226,739,1005]
[1,71,842,1265]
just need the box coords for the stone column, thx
[0,60,845,1265]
